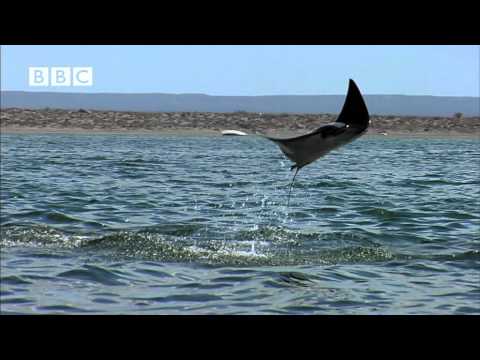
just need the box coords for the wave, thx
[2,223,476,267]
[0,223,392,266]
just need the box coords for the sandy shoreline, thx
[2,126,480,140]
[1,108,479,139]
[0,126,220,136]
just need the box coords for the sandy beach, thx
[1,108,479,138]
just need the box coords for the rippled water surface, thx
[1,133,479,314]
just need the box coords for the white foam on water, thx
[184,242,268,260]
[217,247,268,258]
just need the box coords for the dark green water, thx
[1,133,479,314]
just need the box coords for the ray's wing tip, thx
[348,78,359,91]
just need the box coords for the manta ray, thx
[263,79,370,205]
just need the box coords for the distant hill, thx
[1,91,478,117]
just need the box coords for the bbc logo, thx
[29,67,93,87]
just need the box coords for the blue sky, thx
[1,45,478,96]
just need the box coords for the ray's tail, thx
[287,166,301,207]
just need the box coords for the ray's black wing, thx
[263,122,346,145]
[262,122,348,166]
[262,79,370,168]
[335,79,370,131]
[263,79,369,145]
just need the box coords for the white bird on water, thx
[262,79,371,206]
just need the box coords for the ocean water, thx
[0,133,479,315]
